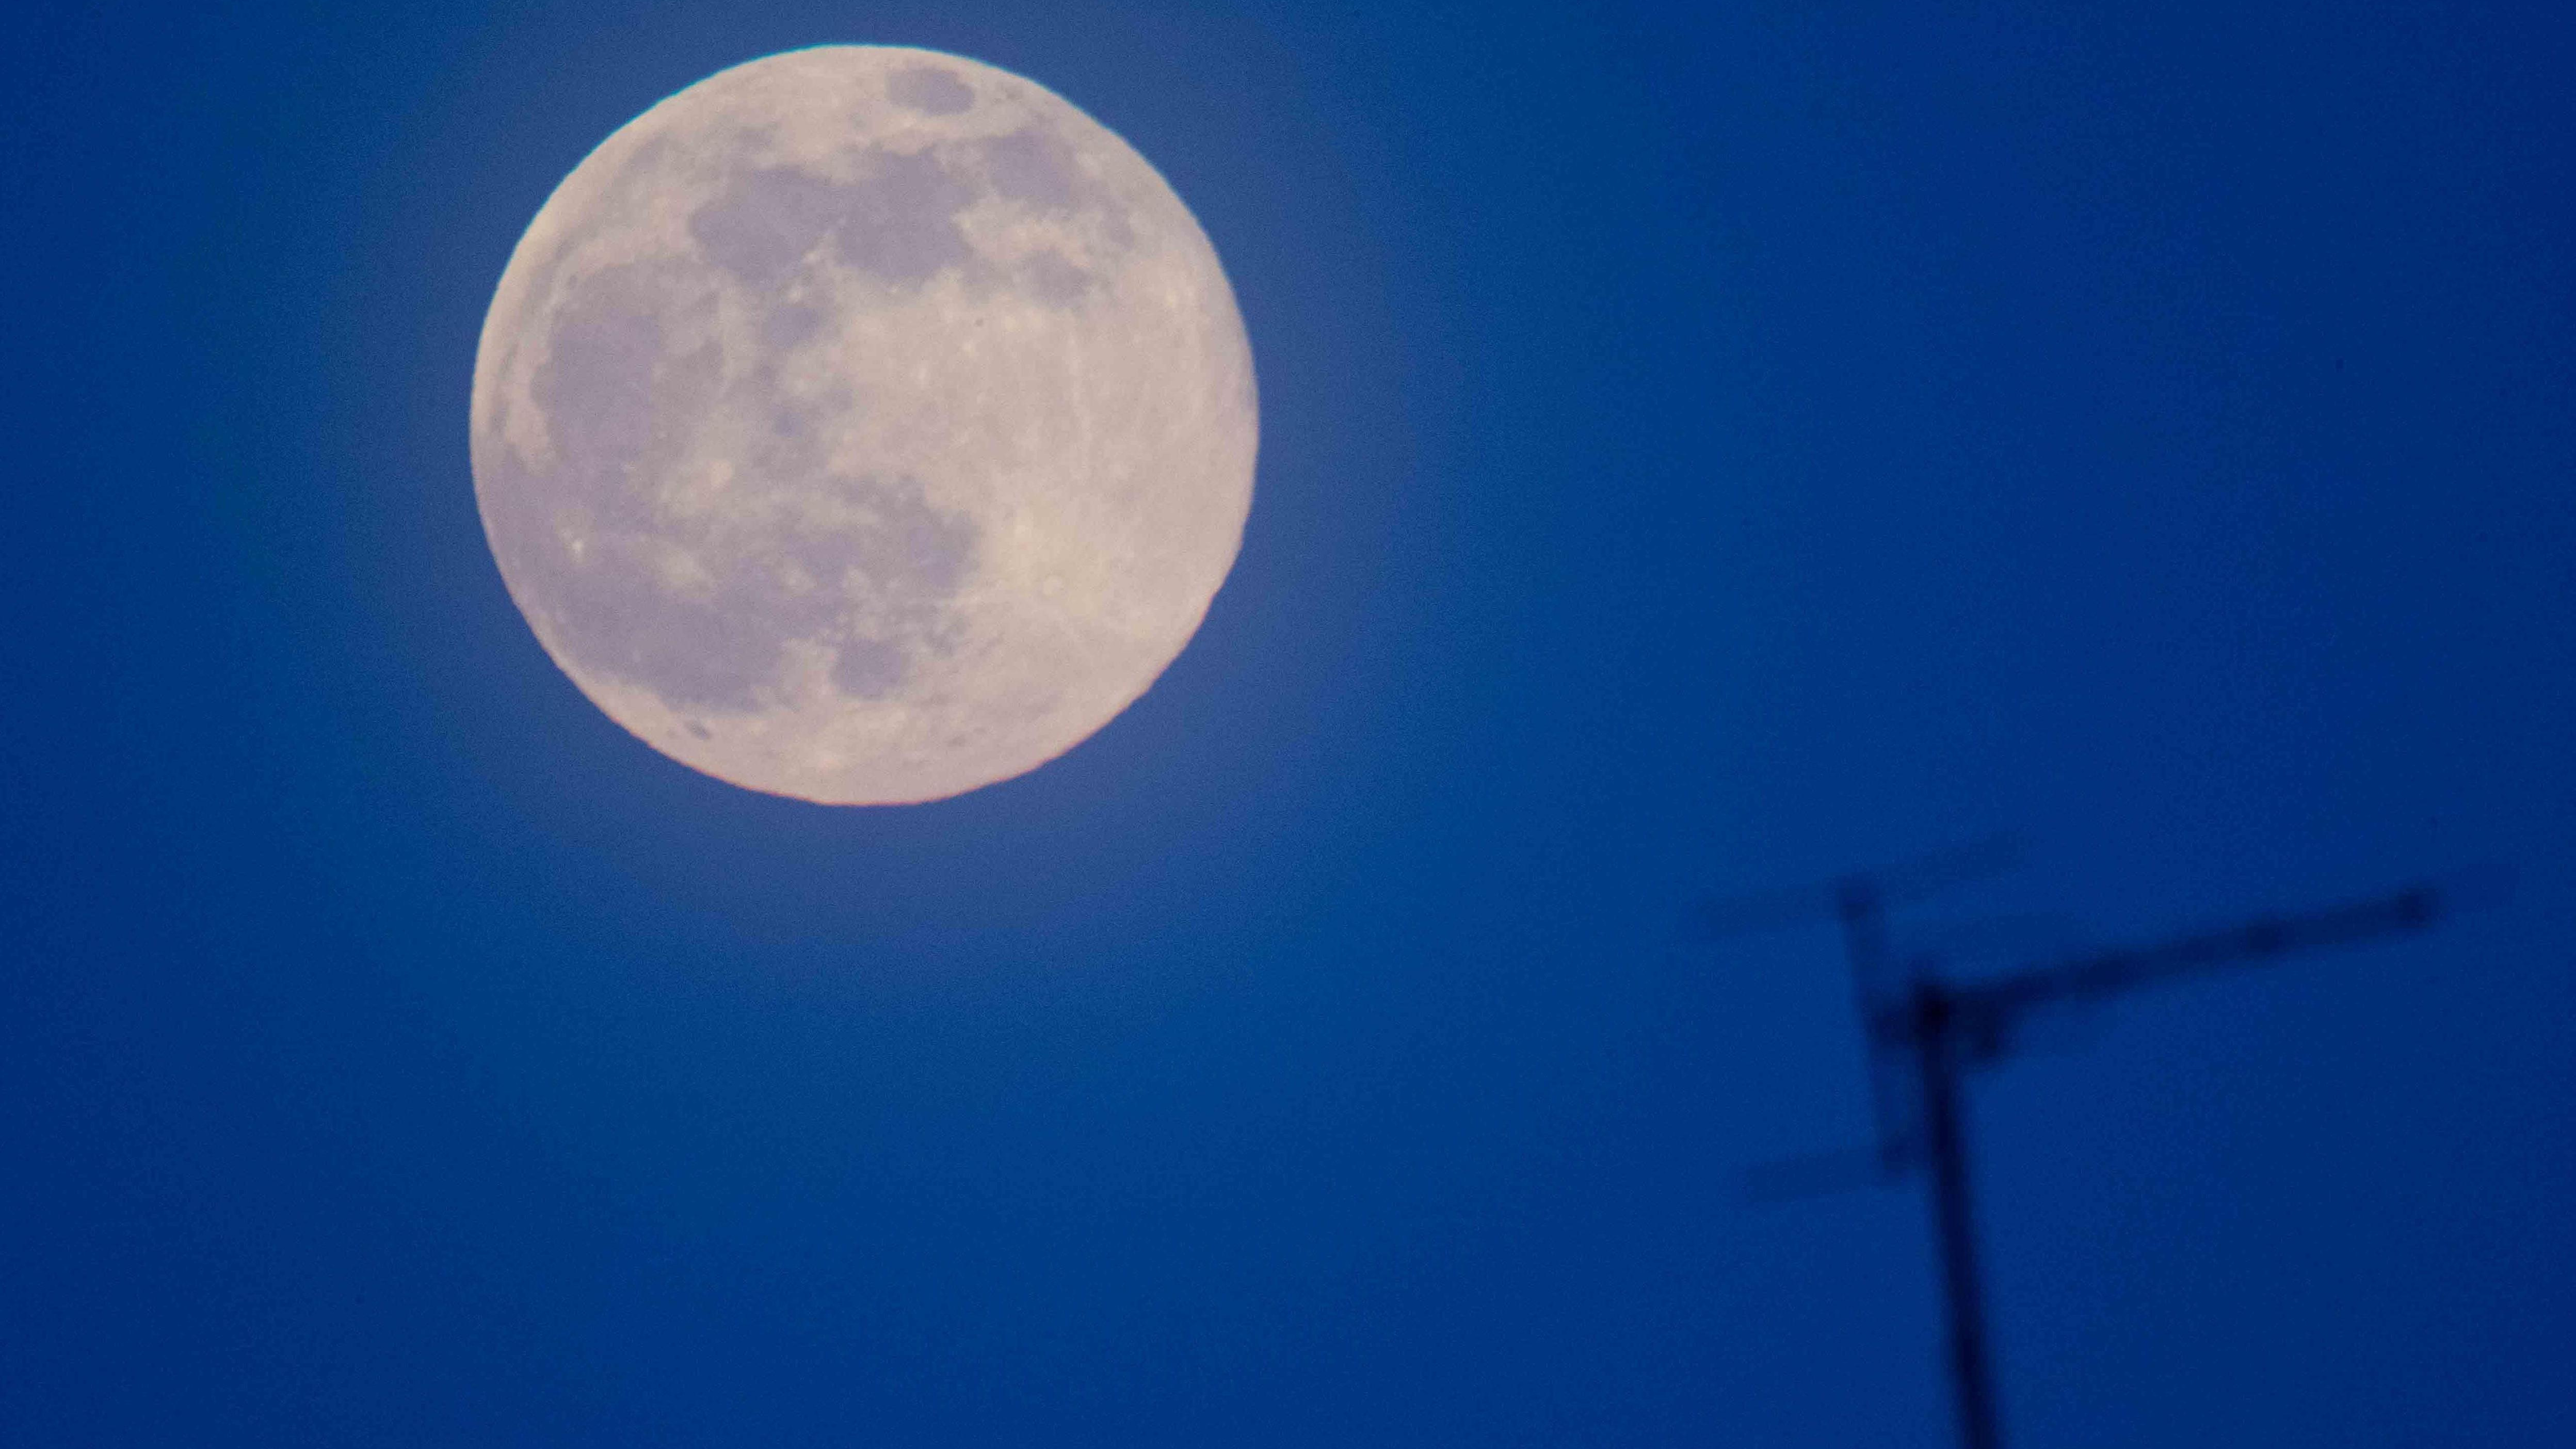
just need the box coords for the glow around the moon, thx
[470,46,1256,804]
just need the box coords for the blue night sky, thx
[7,3,2572,1444]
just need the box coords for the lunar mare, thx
[470,46,1255,804]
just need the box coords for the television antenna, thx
[1705,844,2448,1449]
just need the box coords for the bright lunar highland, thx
[470,47,1257,804]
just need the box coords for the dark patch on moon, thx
[832,636,910,698]
[959,128,1136,253]
[761,300,824,347]
[687,166,854,288]
[975,127,1077,211]
[887,66,973,116]
[1023,250,1092,305]
[530,262,722,530]
[829,151,976,286]
[690,152,975,291]
[747,383,833,475]
[497,263,981,714]
[689,125,1129,321]
[536,530,805,714]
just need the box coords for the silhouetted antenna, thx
[1701,836,2020,1177]
[1711,850,2452,1449]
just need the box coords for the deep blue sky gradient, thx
[6,2,2572,1444]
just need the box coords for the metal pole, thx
[1914,982,2003,1449]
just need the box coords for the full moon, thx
[470,46,1256,804]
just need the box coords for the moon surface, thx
[470,46,1256,804]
